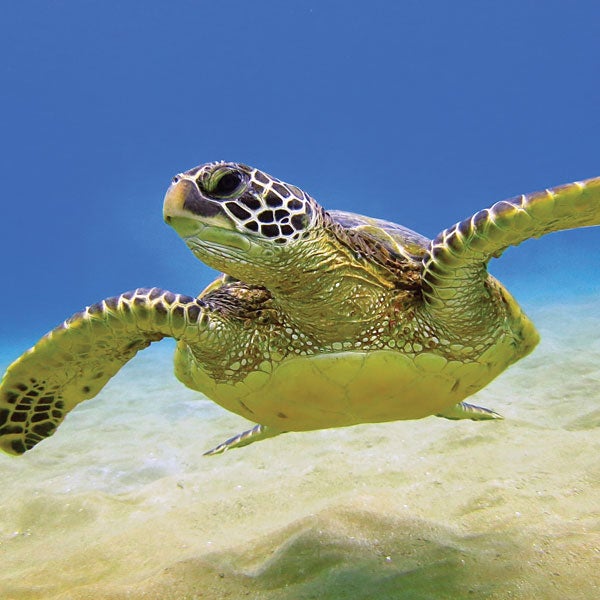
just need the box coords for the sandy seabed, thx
[0,299,599,600]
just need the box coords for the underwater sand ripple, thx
[0,300,599,599]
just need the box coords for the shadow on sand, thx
[113,508,550,600]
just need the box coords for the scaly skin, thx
[423,178,600,336]
[0,289,206,454]
[0,163,599,455]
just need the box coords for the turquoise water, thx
[1,296,599,599]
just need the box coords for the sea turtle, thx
[1,162,599,456]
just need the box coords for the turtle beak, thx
[163,176,251,251]
[164,177,218,220]
[163,176,189,221]
[163,177,232,232]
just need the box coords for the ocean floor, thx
[0,298,599,599]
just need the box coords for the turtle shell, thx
[328,209,430,260]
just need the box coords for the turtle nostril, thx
[172,175,181,184]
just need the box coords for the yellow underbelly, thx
[175,339,523,431]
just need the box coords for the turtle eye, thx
[203,168,245,199]
[213,172,242,196]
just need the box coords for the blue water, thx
[2,1,600,341]
[1,2,600,599]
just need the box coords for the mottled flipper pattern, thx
[0,288,203,455]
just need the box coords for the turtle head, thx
[163,162,323,282]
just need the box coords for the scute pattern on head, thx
[188,162,320,244]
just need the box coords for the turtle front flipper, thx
[0,288,205,455]
[422,177,600,332]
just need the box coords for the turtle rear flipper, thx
[0,288,204,455]
[437,401,503,421]
[423,177,600,332]
[203,424,282,455]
